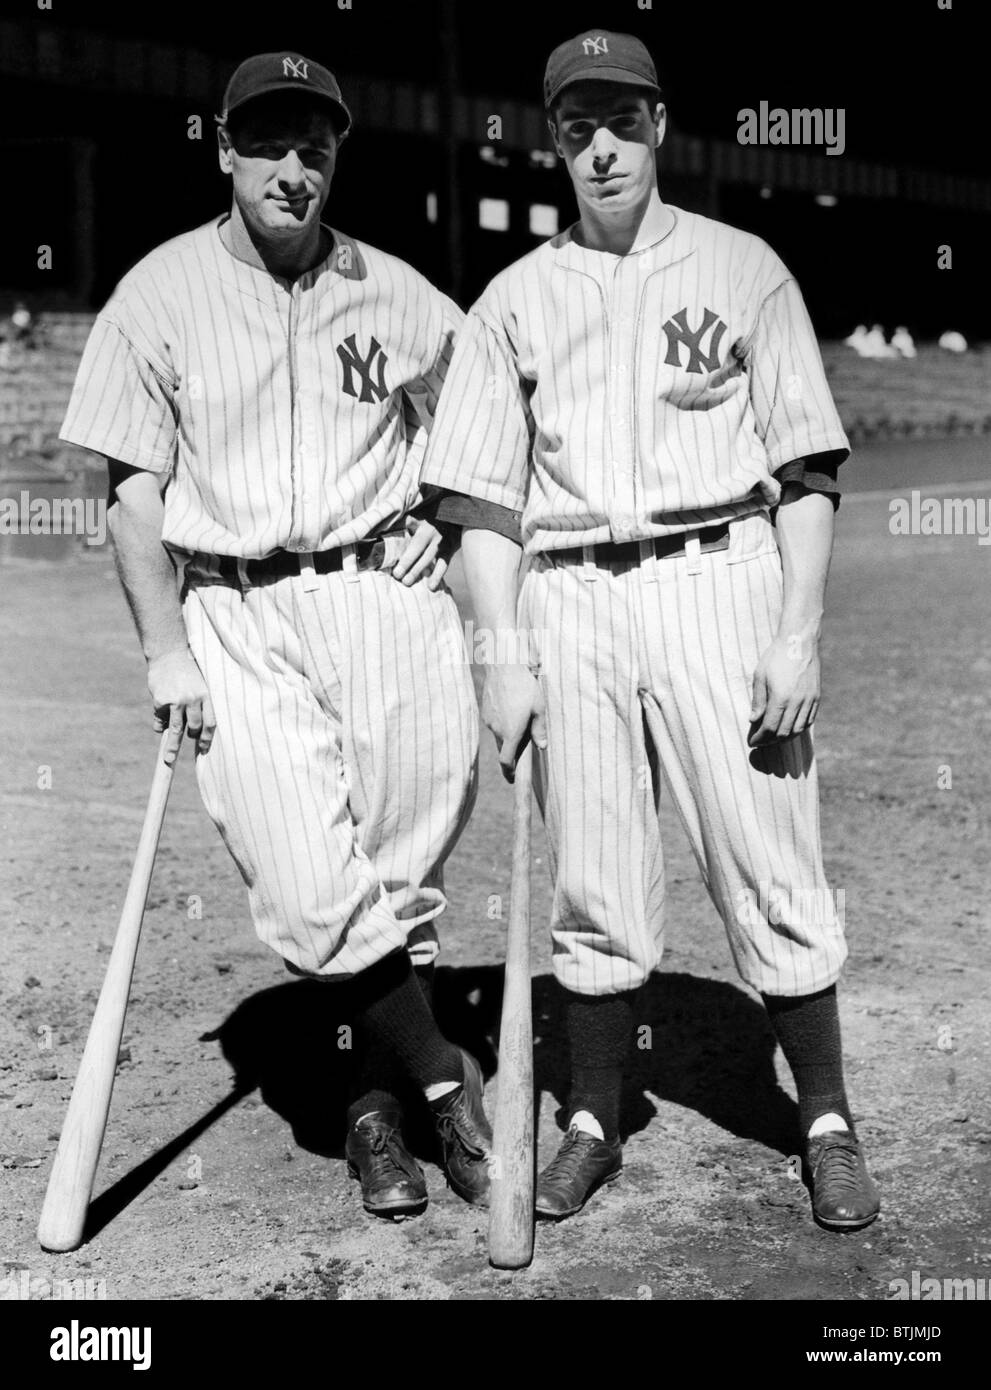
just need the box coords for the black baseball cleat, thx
[535,1124,623,1220]
[345,1109,428,1219]
[805,1130,881,1231]
[429,1049,493,1207]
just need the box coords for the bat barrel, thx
[489,743,535,1269]
[37,734,178,1252]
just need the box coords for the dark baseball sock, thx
[346,964,436,1127]
[351,951,462,1095]
[564,989,638,1142]
[762,985,855,1139]
[413,960,436,1012]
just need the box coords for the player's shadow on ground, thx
[83,967,795,1239]
[444,966,800,1156]
[199,967,799,1160]
[83,968,798,1240]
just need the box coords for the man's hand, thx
[392,518,454,590]
[147,648,216,764]
[482,664,547,781]
[748,633,821,747]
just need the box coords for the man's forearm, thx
[460,527,545,769]
[108,493,188,664]
[460,528,525,656]
[774,484,835,644]
[106,465,215,759]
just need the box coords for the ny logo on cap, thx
[662,307,728,375]
[582,36,609,56]
[282,56,309,80]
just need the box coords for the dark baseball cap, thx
[218,52,352,134]
[544,30,660,109]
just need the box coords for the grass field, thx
[821,344,991,444]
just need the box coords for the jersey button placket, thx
[610,260,637,542]
[286,280,305,550]
[296,294,322,552]
[624,264,642,526]
[636,261,665,525]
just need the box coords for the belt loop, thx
[299,553,320,593]
[685,534,702,576]
[342,543,360,584]
[724,514,738,563]
[581,544,598,582]
[236,558,250,591]
[381,533,405,572]
[639,538,658,584]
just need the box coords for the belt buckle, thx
[359,538,388,572]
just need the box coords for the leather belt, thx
[217,532,404,588]
[550,522,730,567]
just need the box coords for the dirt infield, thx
[1,439,989,1301]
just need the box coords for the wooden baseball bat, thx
[38,732,180,1252]
[489,741,535,1269]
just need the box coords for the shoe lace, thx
[367,1126,420,1181]
[435,1098,486,1159]
[816,1137,861,1192]
[542,1128,592,1186]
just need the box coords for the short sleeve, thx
[419,304,533,513]
[747,278,850,473]
[433,490,523,544]
[60,306,178,475]
[773,450,844,510]
[404,294,464,433]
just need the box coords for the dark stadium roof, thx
[10,0,987,179]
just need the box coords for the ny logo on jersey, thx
[337,334,389,404]
[282,56,309,80]
[582,36,609,56]
[662,307,728,375]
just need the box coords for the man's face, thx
[550,82,664,213]
[219,94,341,242]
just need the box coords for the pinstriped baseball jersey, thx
[59,213,479,981]
[423,203,848,999]
[61,216,462,559]
[421,206,848,553]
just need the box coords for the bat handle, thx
[512,742,533,881]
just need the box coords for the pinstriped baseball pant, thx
[182,565,478,978]
[519,511,847,998]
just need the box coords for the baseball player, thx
[421,30,880,1229]
[60,52,496,1219]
